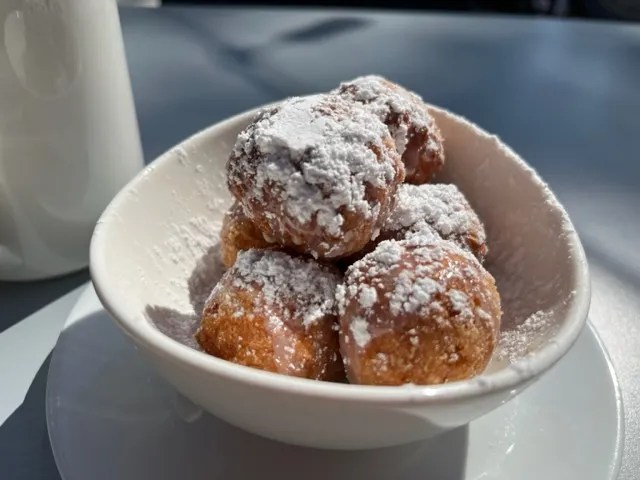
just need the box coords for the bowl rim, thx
[90,102,591,405]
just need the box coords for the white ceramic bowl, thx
[90,103,590,450]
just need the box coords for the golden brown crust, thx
[219,202,274,268]
[338,240,501,385]
[196,250,344,381]
[196,290,344,380]
[401,122,445,185]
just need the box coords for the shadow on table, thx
[0,355,61,480]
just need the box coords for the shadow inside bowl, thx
[145,243,225,351]
[49,307,470,479]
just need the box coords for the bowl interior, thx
[91,104,589,396]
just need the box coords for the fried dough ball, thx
[227,93,404,260]
[196,249,344,381]
[337,237,501,386]
[380,183,488,262]
[219,202,274,268]
[340,183,488,267]
[336,75,445,184]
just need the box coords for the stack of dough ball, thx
[196,249,344,381]
[335,75,445,185]
[226,93,404,261]
[203,75,502,386]
[337,237,501,386]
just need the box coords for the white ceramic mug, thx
[0,0,143,280]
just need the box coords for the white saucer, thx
[46,286,623,480]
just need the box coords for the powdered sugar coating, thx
[382,183,488,261]
[338,239,501,385]
[496,309,554,363]
[337,76,433,153]
[210,249,340,327]
[227,93,404,259]
[349,316,372,348]
[336,75,445,184]
[339,239,473,323]
[196,249,344,380]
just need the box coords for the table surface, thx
[1,5,639,479]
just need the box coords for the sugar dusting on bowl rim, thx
[90,101,590,405]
